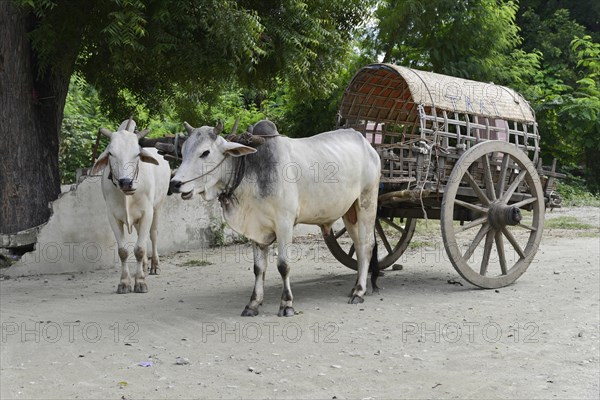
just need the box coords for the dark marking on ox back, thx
[219,137,279,204]
[244,138,280,197]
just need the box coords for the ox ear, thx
[140,148,160,165]
[92,149,109,175]
[220,141,257,157]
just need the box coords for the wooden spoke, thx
[380,217,405,234]
[511,196,537,209]
[334,227,347,239]
[516,223,537,232]
[495,231,508,275]
[502,228,526,259]
[455,216,488,233]
[496,153,510,199]
[463,224,490,261]
[501,169,527,203]
[464,170,490,206]
[482,154,497,201]
[454,199,489,214]
[375,219,393,254]
[480,229,495,276]
[325,217,417,271]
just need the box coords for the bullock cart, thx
[325,63,563,289]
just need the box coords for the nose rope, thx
[179,157,227,185]
[108,158,140,188]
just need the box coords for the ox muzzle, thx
[118,178,136,195]
[169,180,194,200]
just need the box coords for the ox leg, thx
[149,209,160,275]
[276,227,295,317]
[241,243,268,317]
[344,200,377,304]
[132,217,151,294]
[109,216,132,294]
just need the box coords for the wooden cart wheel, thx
[324,216,417,271]
[441,141,545,288]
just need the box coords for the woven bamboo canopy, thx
[339,63,536,125]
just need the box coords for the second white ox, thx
[170,120,381,316]
[92,119,171,294]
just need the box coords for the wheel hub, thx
[487,201,522,229]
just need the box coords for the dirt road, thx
[1,207,598,399]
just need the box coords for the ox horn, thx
[183,122,194,136]
[125,116,135,132]
[136,129,150,139]
[231,117,240,135]
[214,121,224,135]
[99,128,112,138]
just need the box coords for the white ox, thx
[92,119,171,294]
[170,120,381,316]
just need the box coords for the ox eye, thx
[200,150,210,158]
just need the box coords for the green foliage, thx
[366,0,600,193]
[518,8,586,86]
[535,35,600,193]
[181,259,213,267]
[515,5,600,193]
[22,0,600,195]
[556,181,600,207]
[544,216,596,230]
[370,0,536,83]
[59,74,112,184]
[201,88,270,133]
[17,0,373,122]
[59,74,186,183]
[273,53,364,137]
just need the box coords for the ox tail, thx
[369,233,379,292]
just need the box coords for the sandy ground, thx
[1,207,599,399]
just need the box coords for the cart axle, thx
[488,202,522,229]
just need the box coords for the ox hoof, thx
[134,282,148,293]
[117,283,132,294]
[277,306,295,317]
[149,268,160,275]
[241,306,259,317]
[348,295,364,304]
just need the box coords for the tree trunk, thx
[0,3,73,234]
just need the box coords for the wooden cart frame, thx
[325,63,562,288]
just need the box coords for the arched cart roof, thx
[339,64,536,124]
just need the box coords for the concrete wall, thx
[4,176,224,276]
